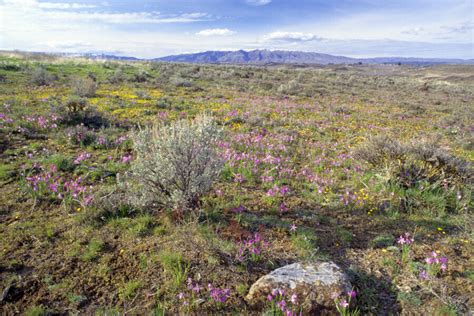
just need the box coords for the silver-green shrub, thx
[127,114,223,212]
[71,76,97,98]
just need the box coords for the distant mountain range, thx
[4,49,472,65]
[154,49,474,65]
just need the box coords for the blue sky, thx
[0,0,473,58]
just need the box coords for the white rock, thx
[246,261,352,312]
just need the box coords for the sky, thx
[0,0,473,59]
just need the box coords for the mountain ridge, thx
[154,49,474,65]
[2,49,472,65]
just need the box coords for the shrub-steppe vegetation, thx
[0,51,472,314]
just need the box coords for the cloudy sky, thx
[0,0,473,58]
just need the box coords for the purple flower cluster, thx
[0,113,14,125]
[66,125,92,144]
[25,164,93,207]
[397,232,414,245]
[2,111,60,133]
[23,114,59,130]
[187,278,202,294]
[95,134,127,149]
[208,283,231,303]
[73,152,91,165]
[425,251,448,272]
[266,185,290,197]
[121,154,132,163]
[236,233,268,263]
[341,190,356,206]
[231,205,245,214]
[233,173,245,184]
[267,288,302,316]
[176,278,231,307]
[332,290,357,314]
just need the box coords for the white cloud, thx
[0,0,472,59]
[264,32,321,42]
[401,27,425,35]
[43,40,92,49]
[442,21,474,33]
[37,2,97,9]
[39,11,210,24]
[196,28,236,36]
[245,0,271,6]
[1,0,211,25]
[4,0,97,9]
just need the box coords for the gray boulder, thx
[246,261,352,313]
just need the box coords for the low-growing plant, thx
[158,250,189,288]
[264,288,302,316]
[126,114,224,214]
[236,233,268,263]
[333,290,360,316]
[397,232,414,265]
[290,229,319,259]
[119,280,142,301]
[43,154,74,172]
[25,305,48,316]
[0,164,13,181]
[81,238,104,261]
[22,163,94,210]
[79,186,136,225]
[65,125,97,146]
[369,234,395,248]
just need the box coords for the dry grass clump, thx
[356,136,472,216]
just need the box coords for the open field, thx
[0,53,473,315]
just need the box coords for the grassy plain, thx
[0,51,472,314]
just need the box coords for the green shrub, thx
[57,97,110,128]
[126,114,224,213]
[65,96,88,113]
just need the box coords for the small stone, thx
[246,261,352,313]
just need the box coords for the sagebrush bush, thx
[126,114,224,213]
[277,79,301,95]
[132,69,151,82]
[29,67,56,86]
[171,75,193,87]
[71,77,97,98]
[108,68,126,83]
[356,136,472,216]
